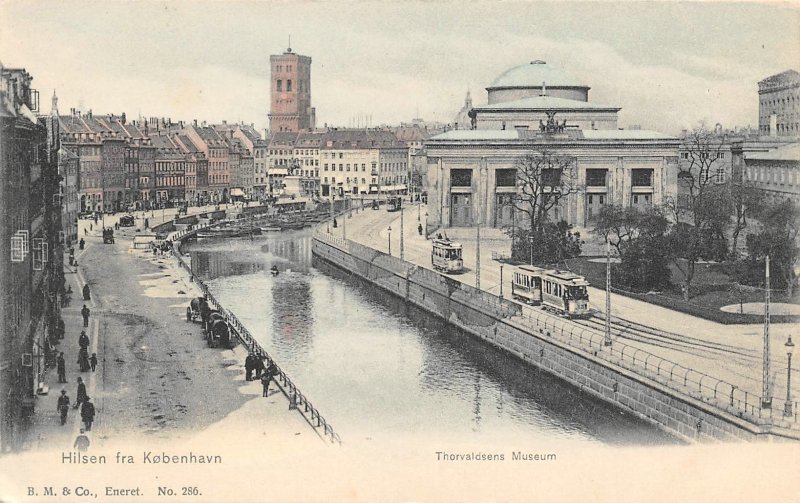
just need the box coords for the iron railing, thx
[168,222,343,445]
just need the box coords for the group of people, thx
[244,352,279,397]
[54,278,99,452]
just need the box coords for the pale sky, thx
[1,1,798,134]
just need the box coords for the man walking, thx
[57,390,70,426]
[74,429,90,452]
[244,353,255,381]
[57,352,67,383]
[78,331,90,351]
[261,361,278,397]
[74,376,87,410]
[81,305,90,327]
[90,353,97,372]
[80,397,95,431]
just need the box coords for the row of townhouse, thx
[265,128,410,198]
[1,68,64,452]
[57,107,417,213]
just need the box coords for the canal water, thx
[187,230,678,446]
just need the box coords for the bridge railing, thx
[171,239,343,445]
[516,310,798,428]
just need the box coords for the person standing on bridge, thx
[81,304,90,327]
[244,353,256,381]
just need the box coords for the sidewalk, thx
[21,215,319,452]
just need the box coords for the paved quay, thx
[17,210,319,454]
[324,202,799,431]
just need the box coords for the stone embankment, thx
[311,230,799,443]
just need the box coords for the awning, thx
[230,188,245,197]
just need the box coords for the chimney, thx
[193,119,198,127]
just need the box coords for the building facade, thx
[425,60,680,231]
[1,67,61,451]
[268,47,315,133]
[758,70,800,137]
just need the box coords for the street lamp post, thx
[388,226,392,256]
[604,240,612,347]
[499,263,504,299]
[400,206,404,260]
[763,255,772,409]
[528,234,534,266]
[785,335,795,417]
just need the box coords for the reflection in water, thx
[187,230,679,446]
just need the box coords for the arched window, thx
[287,80,292,92]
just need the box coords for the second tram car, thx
[386,197,402,212]
[431,238,464,273]
[511,267,590,317]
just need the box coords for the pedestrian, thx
[79,238,85,250]
[254,356,265,380]
[84,228,88,236]
[89,223,93,231]
[78,348,90,372]
[244,354,255,381]
[261,361,278,397]
[57,390,70,426]
[74,429,90,452]
[78,331,90,350]
[57,352,67,383]
[417,223,423,236]
[74,376,87,409]
[81,304,90,327]
[80,397,95,431]
[90,353,97,372]
[82,284,90,301]
[58,318,65,340]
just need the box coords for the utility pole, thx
[762,255,772,409]
[342,195,347,240]
[400,205,404,260]
[604,240,612,346]
[476,220,481,290]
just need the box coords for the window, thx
[277,80,282,91]
[681,152,689,160]
[451,169,472,187]
[287,80,292,91]
[495,169,516,187]
[632,169,653,187]
[586,169,607,187]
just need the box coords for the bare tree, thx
[665,125,733,300]
[512,148,579,234]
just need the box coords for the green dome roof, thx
[488,60,586,89]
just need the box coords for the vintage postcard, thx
[1,1,799,501]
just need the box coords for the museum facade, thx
[424,60,681,230]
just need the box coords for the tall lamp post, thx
[785,335,795,417]
[388,226,392,256]
[528,234,534,266]
[763,255,772,409]
[400,206,404,260]
[604,240,612,347]
[499,263,504,299]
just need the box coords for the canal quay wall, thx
[311,231,799,443]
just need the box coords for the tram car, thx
[511,267,590,318]
[386,197,402,212]
[431,238,464,273]
[511,265,546,304]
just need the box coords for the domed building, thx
[424,60,680,231]
[486,60,590,104]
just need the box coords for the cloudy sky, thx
[2,1,798,134]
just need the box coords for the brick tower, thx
[268,45,315,133]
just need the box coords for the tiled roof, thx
[269,131,300,145]
[392,126,430,142]
[321,129,404,149]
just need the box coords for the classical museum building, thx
[424,60,681,230]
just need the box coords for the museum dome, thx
[486,60,589,104]
[489,60,586,88]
